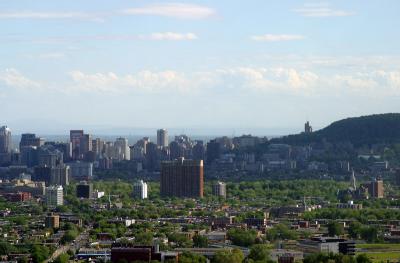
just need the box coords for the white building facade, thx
[133,180,148,199]
[45,185,63,207]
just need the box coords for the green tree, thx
[327,222,344,236]
[193,234,208,248]
[265,224,298,241]
[179,251,207,263]
[17,256,29,263]
[348,221,362,239]
[360,226,379,243]
[247,244,271,262]
[135,232,154,245]
[227,228,257,247]
[13,216,27,226]
[213,249,244,263]
[54,253,70,263]
[61,230,78,244]
[168,233,193,248]
[0,242,15,255]
[356,254,372,263]
[31,245,50,263]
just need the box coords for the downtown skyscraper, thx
[160,157,203,198]
[0,126,12,154]
[157,129,168,148]
[0,126,12,165]
[70,130,92,160]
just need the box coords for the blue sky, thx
[1,0,400,135]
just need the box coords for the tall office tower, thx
[145,142,160,171]
[21,146,39,167]
[19,133,44,149]
[304,121,313,134]
[206,139,221,165]
[136,137,150,154]
[370,177,384,198]
[133,180,148,199]
[92,138,104,158]
[70,130,92,160]
[175,134,191,145]
[157,129,168,148]
[130,146,144,160]
[0,126,12,165]
[45,141,72,162]
[82,133,92,154]
[103,142,113,159]
[0,126,12,153]
[34,165,70,186]
[50,165,70,186]
[115,137,130,161]
[169,141,184,160]
[212,181,227,198]
[161,157,203,198]
[70,130,84,160]
[45,185,64,207]
[38,146,63,167]
[76,182,93,198]
[67,161,93,181]
[192,141,206,161]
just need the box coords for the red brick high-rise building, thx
[70,130,92,160]
[370,177,384,198]
[161,158,203,198]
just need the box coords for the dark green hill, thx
[273,113,400,146]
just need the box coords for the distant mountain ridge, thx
[273,113,400,146]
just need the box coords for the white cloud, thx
[335,75,377,90]
[0,68,41,89]
[138,32,198,41]
[251,34,305,42]
[214,67,319,94]
[334,71,400,96]
[122,3,216,19]
[3,66,400,99]
[68,70,191,93]
[293,3,354,17]
[25,52,66,60]
[7,33,198,44]
[38,52,65,59]
[0,4,216,22]
[66,67,320,96]
[0,11,104,22]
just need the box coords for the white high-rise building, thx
[133,180,148,199]
[114,137,130,161]
[0,126,12,153]
[45,185,64,207]
[212,181,226,198]
[157,129,168,148]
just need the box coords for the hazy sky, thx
[1,0,400,134]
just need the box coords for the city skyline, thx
[1,1,400,261]
[1,0,400,132]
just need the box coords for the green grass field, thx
[356,243,400,250]
[356,243,400,262]
[360,252,400,263]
